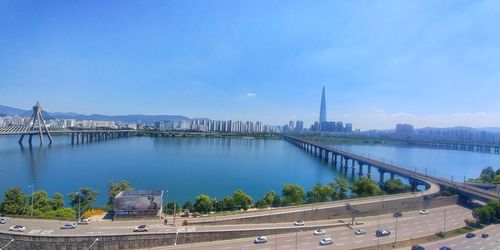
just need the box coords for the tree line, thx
[0,177,412,218]
[167,177,411,215]
[467,166,500,184]
[0,180,133,219]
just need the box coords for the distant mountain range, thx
[0,104,189,124]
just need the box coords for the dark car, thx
[393,212,402,217]
[376,229,391,237]
[411,245,425,250]
[465,233,476,238]
[481,233,489,238]
[438,247,452,250]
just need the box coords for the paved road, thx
[149,205,471,250]
[419,224,500,250]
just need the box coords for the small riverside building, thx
[113,190,164,220]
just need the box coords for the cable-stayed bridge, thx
[0,102,133,145]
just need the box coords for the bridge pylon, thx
[18,102,53,145]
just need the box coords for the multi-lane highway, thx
[144,205,472,250]
[420,224,500,250]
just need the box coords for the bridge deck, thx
[285,135,499,202]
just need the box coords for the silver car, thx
[9,225,26,232]
[0,218,6,224]
[319,237,333,245]
[60,223,77,229]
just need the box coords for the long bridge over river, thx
[0,102,133,145]
[0,125,133,144]
[284,135,500,203]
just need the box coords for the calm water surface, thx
[330,143,500,181]
[0,135,347,205]
[1,135,498,206]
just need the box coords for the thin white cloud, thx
[246,93,256,97]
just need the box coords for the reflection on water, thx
[0,135,347,205]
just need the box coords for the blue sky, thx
[1,1,499,130]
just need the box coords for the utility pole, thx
[393,215,399,247]
[213,198,217,225]
[376,215,380,250]
[28,185,35,217]
[173,203,177,226]
[76,192,81,222]
[443,208,447,232]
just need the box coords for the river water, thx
[0,135,497,206]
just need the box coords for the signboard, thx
[114,190,163,216]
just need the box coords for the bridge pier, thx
[18,134,25,144]
[379,170,386,184]
[358,163,363,176]
[351,159,356,177]
[367,165,372,178]
[390,172,395,180]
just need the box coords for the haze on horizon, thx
[1,1,499,130]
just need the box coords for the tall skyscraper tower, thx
[319,86,327,123]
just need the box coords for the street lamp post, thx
[274,229,278,250]
[443,208,447,232]
[377,215,380,250]
[76,192,81,222]
[213,198,217,225]
[28,185,35,217]
[87,238,99,250]
[295,229,302,250]
[393,215,399,246]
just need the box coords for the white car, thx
[133,224,149,232]
[314,229,326,235]
[254,236,268,244]
[294,220,305,226]
[419,209,429,215]
[319,237,333,245]
[60,223,77,229]
[9,225,26,232]
[78,218,90,225]
[0,218,6,224]
[355,229,366,235]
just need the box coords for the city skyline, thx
[1,1,500,130]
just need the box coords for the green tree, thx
[233,189,253,210]
[107,180,133,209]
[442,186,457,196]
[485,201,500,220]
[473,206,495,224]
[45,207,76,219]
[306,183,333,203]
[272,195,282,207]
[182,201,194,212]
[222,196,236,211]
[30,190,52,213]
[282,184,305,206]
[479,167,496,183]
[382,179,411,194]
[263,191,276,206]
[68,188,99,216]
[164,201,179,215]
[0,187,27,215]
[329,178,350,200]
[351,177,383,198]
[255,191,277,209]
[194,194,212,213]
[50,193,64,210]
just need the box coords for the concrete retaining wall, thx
[0,196,459,250]
[190,195,459,225]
